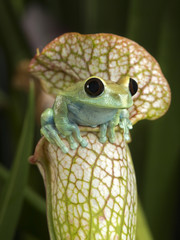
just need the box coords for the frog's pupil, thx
[129,78,138,96]
[85,77,104,97]
[88,81,99,93]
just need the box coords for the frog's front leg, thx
[53,95,88,151]
[119,109,133,142]
[41,108,69,153]
[108,109,121,143]
[99,123,108,143]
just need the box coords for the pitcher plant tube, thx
[29,33,171,240]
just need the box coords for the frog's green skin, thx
[41,76,133,153]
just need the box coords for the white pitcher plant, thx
[29,33,171,240]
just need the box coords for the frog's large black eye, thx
[129,78,138,96]
[84,77,104,97]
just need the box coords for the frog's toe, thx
[61,145,69,153]
[124,133,131,142]
[80,138,88,148]
[55,138,69,153]
[70,142,78,150]
[119,122,124,129]
[99,136,107,143]
[67,135,78,150]
[109,136,116,144]
[41,125,68,152]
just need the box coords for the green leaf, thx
[0,1,29,69]
[0,81,35,240]
[0,164,46,215]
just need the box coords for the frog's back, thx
[67,103,117,127]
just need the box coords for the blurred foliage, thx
[0,81,35,240]
[0,0,179,239]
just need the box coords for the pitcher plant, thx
[29,33,171,240]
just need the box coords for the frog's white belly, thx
[67,103,118,127]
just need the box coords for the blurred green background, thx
[0,0,180,239]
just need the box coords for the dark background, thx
[0,0,180,239]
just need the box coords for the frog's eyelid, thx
[117,76,130,88]
[85,75,105,83]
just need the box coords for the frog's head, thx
[64,76,138,109]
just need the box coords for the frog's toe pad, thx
[70,142,78,150]
[61,145,69,153]
[124,133,131,142]
[80,138,88,148]
[109,137,116,144]
[99,136,107,143]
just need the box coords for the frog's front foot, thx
[40,125,69,153]
[99,109,133,144]
[99,111,119,144]
[41,108,87,153]
[60,123,88,150]
[99,122,116,144]
[64,125,88,150]
[119,109,133,142]
[119,118,132,141]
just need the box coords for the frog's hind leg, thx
[41,108,68,153]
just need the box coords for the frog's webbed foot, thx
[119,109,133,142]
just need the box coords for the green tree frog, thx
[41,75,138,153]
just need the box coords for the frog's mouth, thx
[71,94,134,109]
